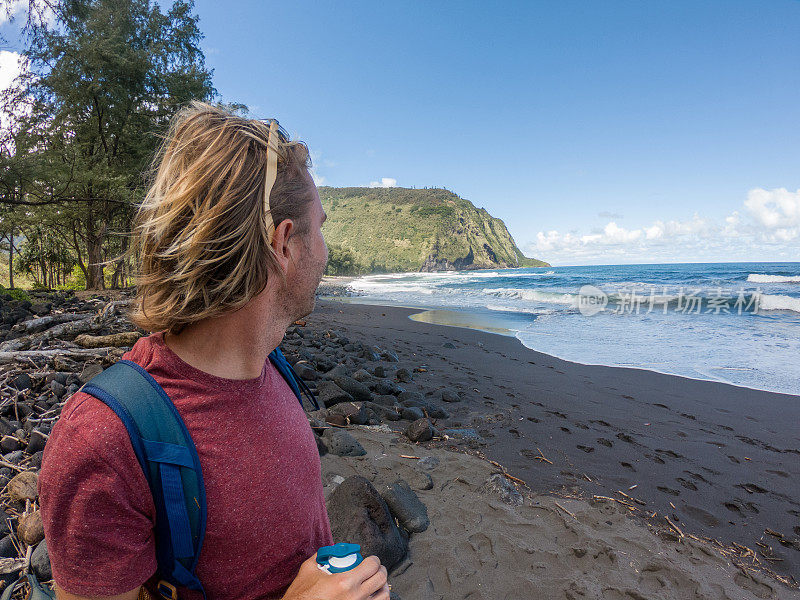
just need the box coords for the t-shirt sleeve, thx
[38,392,158,596]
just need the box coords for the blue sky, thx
[3,1,800,265]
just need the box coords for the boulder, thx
[321,429,366,457]
[380,480,429,533]
[333,376,372,402]
[315,381,354,408]
[400,407,425,421]
[440,389,461,403]
[395,368,412,383]
[404,419,434,443]
[326,476,408,571]
[327,402,369,425]
[31,539,52,581]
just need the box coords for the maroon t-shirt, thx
[39,332,333,599]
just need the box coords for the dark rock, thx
[395,368,412,383]
[10,373,32,391]
[14,403,33,419]
[315,381,354,407]
[79,363,103,383]
[408,471,434,491]
[480,473,523,506]
[333,376,372,402]
[0,436,20,453]
[293,363,319,381]
[26,430,48,455]
[323,364,350,380]
[31,539,52,581]
[314,433,328,457]
[400,406,425,421]
[326,476,408,571]
[328,402,369,425]
[405,419,434,443]
[0,418,16,437]
[325,414,347,427]
[26,450,43,469]
[362,401,400,422]
[2,451,23,465]
[0,535,15,558]
[371,394,399,408]
[440,389,461,403]
[373,381,400,396]
[30,303,51,316]
[0,512,11,537]
[381,479,429,533]
[352,369,375,383]
[322,429,366,457]
[381,350,399,363]
[398,391,424,404]
[372,365,387,378]
[362,349,381,362]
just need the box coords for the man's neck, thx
[164,291,290,380]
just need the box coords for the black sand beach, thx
[310,299,800,582]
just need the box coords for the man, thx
[39,103,390,600]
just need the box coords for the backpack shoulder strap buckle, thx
[156,580,178,600]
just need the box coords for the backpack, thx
[74,347,318,600]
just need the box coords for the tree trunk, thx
[8,228,13,289]
[86,235,105,290]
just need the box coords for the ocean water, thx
[344,262,800,397]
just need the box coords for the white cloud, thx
[369,177,397,188]
[743,188,800,239]
[524,189,800,265]
[0,51,24,92]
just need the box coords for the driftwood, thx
[0,347,122,365]
[0,557,26,575]
[9,313,87,335]
[74,331,141,348]
[0,316,97,353]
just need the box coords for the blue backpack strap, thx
[82,360,207,599]
[270,347,320,410]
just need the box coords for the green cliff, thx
[318,187,549,274]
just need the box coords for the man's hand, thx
[282,553,390,600]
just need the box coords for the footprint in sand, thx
[655,449,683,459]
[597,438,613,448]
[616,432,637,445]
[675,477,698,491]
[620,462,636,471]
[576,445,594,453]
[656,486,681,496]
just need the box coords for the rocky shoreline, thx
[0,290,796,598]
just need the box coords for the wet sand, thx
[310,299,800,587]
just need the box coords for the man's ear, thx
[270,218,295,274]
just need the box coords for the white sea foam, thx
[747,273,800,283]
[757,293,800,313]
[483,287,579,305]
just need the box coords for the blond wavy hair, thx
[129,101,314,333]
